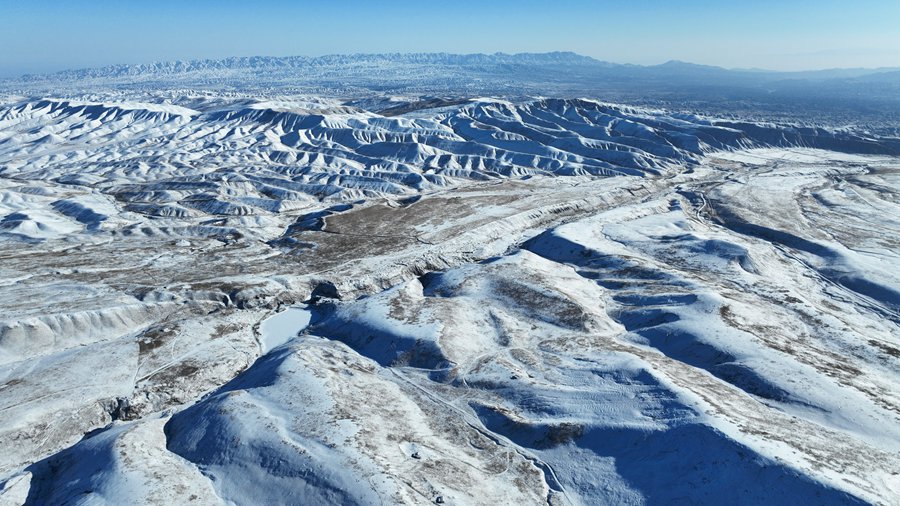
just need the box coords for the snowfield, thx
[0,66,899,505]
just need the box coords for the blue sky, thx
[1,0,898,77]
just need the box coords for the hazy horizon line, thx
[3,51,899,80]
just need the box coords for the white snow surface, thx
[259,306,311,354]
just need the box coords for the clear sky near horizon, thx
[1,0,898,77]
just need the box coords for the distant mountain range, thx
[11,52,898,82]
[3,52,899,127]
[10,51,896,85]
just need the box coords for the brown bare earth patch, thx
[869,339,900,358]
[138,325,178,354]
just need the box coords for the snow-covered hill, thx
[0,87,899,505]
[1,96,895,243]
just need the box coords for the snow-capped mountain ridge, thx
[6,52,900,131]
[16,52,602,81]
[16,52,900,84]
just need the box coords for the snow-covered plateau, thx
[0,64,899,505]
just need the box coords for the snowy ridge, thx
[1,96,894,242]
